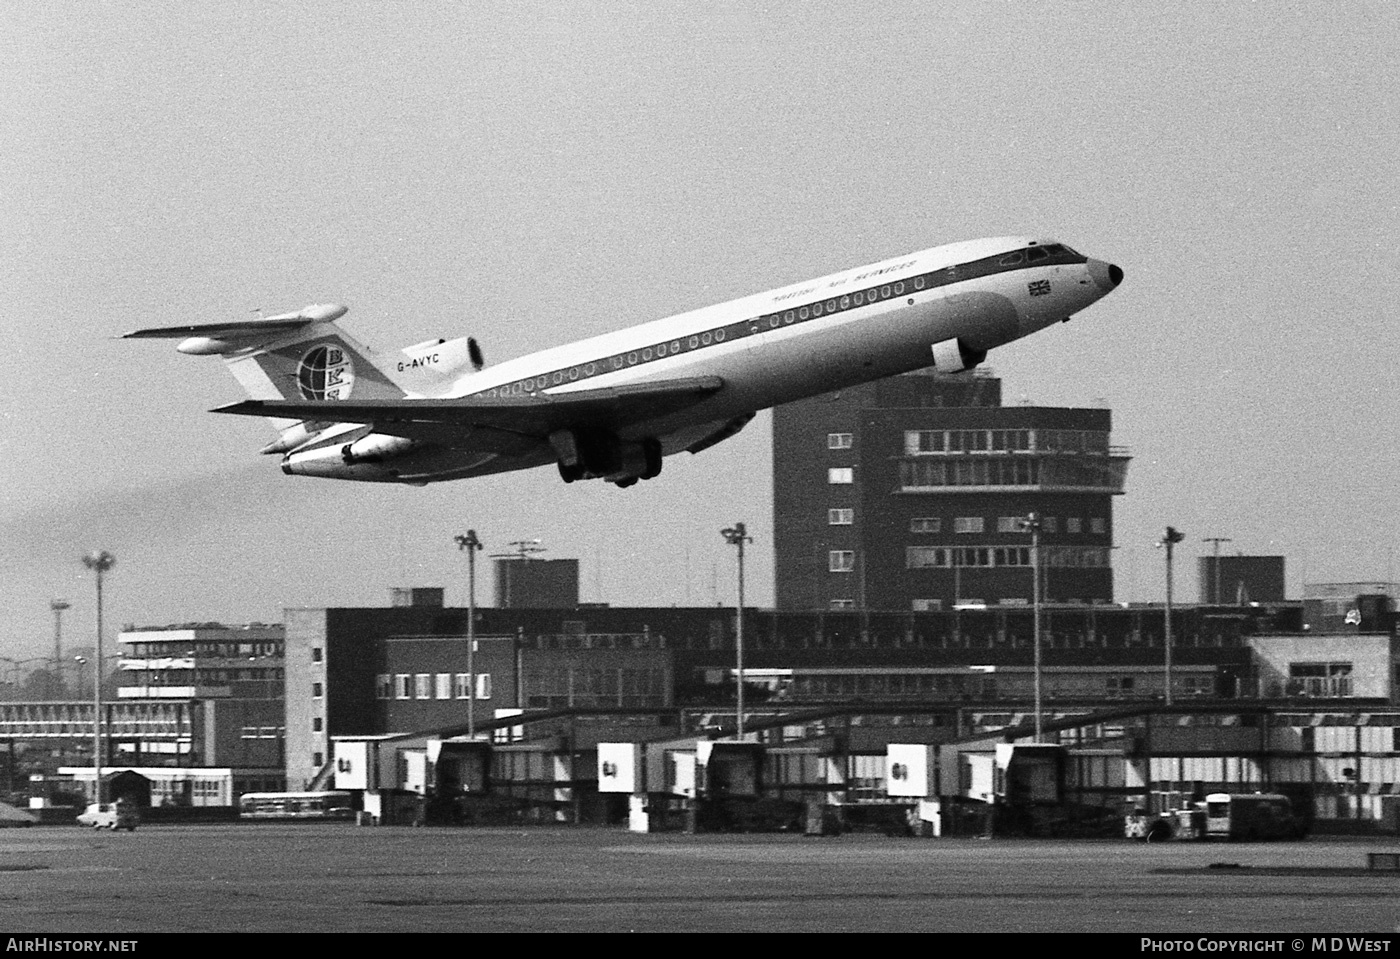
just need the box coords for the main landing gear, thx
[551,430,662,488]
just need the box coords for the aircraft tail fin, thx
[123,304,412,444]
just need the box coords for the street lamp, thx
[1018,513,1044,742]
[82,550,115,804]
[720,522,752,739]
[1157,528,1184,706]
[455,530,483,740]
[50,600,70,700]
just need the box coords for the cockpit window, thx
[998,251,1025,266]
[1042,244,1066,255]
[1026,247,1049,262]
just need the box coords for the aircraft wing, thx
[211,376,726,443]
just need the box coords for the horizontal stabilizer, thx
[120,304,349,349]
[212,376,726,440]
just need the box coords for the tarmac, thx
[2,824,1399,934]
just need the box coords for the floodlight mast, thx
[1019,514,1043,741]
[455,531,483,740]
[81,551,115,804]
[1158,527,1185,706]
[720,523,753,738]
[50,600,70,700]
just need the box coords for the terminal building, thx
[772,370,1130,612]
[13,623,287,807]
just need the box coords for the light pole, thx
[1019,513,1044,741]
[455,531,483,740]
[1202,537,1232,605]
[50,600,70,700]
[1158,528,1184,706]
[720,522,752,739]
[73,656,88,699]
[82,550,115,804]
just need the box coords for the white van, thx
[77,802,138,831]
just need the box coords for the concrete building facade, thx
[773,370,1129,612]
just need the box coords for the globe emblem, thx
[297,344,355,400]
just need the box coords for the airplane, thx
[123,237,1122,488]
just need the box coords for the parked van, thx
[77,801,138,831]
[1204,793,1305,841]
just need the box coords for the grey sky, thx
[3,2,1397,660]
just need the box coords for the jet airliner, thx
[124,237,1122,487]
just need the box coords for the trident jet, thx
[123,237,1122,487]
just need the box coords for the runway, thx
[1,825,1398,933]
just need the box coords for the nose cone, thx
[1088,259,1124,293]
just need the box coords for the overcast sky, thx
[3,2,1397,662]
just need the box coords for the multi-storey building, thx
[43,623,287,806]
[773,370,1130,611]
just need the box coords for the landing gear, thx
[550,429,664,487]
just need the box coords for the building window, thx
[829,550,855,573]
[1288,663,1353,697]
[954,517,984,534]
[311,682,323,698]
[910,517,940,533]
[313,752,323,768]
[455,673,472,699]
[1091,518,1106,534]
[312,717,323,732]
[828,432,853,450]
[828,508,854,525]
[376,674,391,699]
[395,674,412,699]
[906,547,950,569]
[829,599,855,610]
[1067,518,1082,533]
[414,673,431,699]
[912,599,943,611]
[1042,516,1058,533]
[996,516,1022,533]
[476,673,492,700]
[828,467,854,484]
[435,673,452,700]
[311,647,323,663]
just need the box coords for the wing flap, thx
[211,376,726,440]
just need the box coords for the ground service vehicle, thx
[1204,792,1306,841]
[238,791,354,820]
[77,802,138,831]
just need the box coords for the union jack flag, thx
[1028,280,1051,297]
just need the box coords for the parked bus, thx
[1204,792,1306,841]
[237,791,355,821]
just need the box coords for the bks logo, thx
[298,344,355,400]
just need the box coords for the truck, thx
[1204,792,1306,841]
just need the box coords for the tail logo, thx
[297,344,355,401]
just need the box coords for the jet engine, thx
[341,434,417,464]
